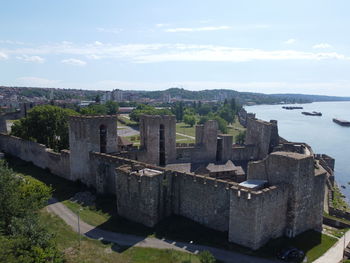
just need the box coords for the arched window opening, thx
[159,124,165,166]
[100,125,107,153]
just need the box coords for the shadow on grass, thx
[6,155,331,262]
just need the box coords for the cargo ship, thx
[333,118,350,127]
[282,106,303,110]
[302,111,322,116]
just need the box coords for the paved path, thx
[176,132,195,139]
[313,229,350,263]
[46,200,279,263]
[117,126,139,137]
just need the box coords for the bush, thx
[198,250,216,263]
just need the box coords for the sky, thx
[1,0,350,96]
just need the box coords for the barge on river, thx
[333,118,350,127]
[302,111,322,116]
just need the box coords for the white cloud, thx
[94,41,103,46]
[17,55,45,63]
[2,41,350,64]
[284,38,297,44]
[0,52,8,60]
[61,58,87,66]
[0,40,25,45]
[155,23,170,28]
[17,77,60,87]
[165,26,231,32]
[313,43,332,49]
[97,27,122,34]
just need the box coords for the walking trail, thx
[46,200,279,263]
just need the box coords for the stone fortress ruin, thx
[0,106,335,250]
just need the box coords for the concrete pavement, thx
[46,200,279,263]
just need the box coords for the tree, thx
[218,105,234,124]
[105,101,119,115]
[130,104,172,123]
[80,104,107,115]
[183,114,196,127]
[0,161,63,263]
[95,95,101,103]
[198,114,228,133]
[11,105,78,151]
[235,130,246,145]
[198,251,216,263]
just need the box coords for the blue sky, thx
[1,0,350,96]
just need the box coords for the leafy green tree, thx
[235,130,246,145]
[105,100,119,115]
[95,95,101,103]
[198,250,216,263]
[130,104,172,122]
[218,105,235,124]
[198,114,228,133]
[0,161,63,263]
[183,114,196,127]
[80,104,107,115]
[11,105,78,151]
[197,104,212,116]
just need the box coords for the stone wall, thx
[0,133,71,180]
[139,115,176,166]
[247,151,326,237]
[229,185,289,250]
[245,118,277,160]
[231,144,259,161]
[69,115,118,182]
[116,165,173,227]
[172,173,234,232]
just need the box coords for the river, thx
[246,101,350,201]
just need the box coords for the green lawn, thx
[332,184,350,211]
[118,115,138,126]
[41,210,200,263]
[176,122,196,137]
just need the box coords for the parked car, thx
[277,247,305,261]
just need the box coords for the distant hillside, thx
[132,88,350,105]
[269,93,350,102]
[1,86,350,105]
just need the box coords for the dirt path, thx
[46,199,279,263]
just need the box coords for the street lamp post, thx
[189,241,193,262]
[78,208,82,250]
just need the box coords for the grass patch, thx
[176,122,196,137]
[324,213,350,225]
[63,200,111,226]
[332,185,350,211]
[41,210,200,263]
[176,134,195,144]
[118,115,138,126]
[256,230,337,262]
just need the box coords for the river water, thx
[245,101,350,201]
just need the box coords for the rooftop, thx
[239,180,268,190]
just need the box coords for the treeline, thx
[128,98,241,134]
[11,102,119,151]
[0,160,63,263]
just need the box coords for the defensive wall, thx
[0,111,329,251]
[0,133,71,180]
[0,103,35,133]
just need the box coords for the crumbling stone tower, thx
[245,118,279,160]
[195,120,219,162]
[139,115,176,166]
[68,115,118,181]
